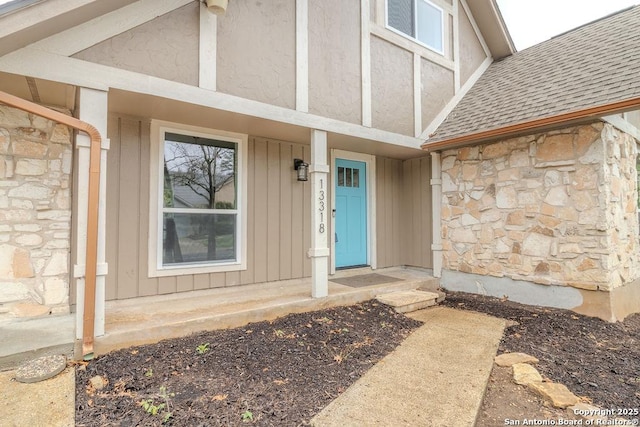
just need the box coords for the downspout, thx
[0,90,101,360]
[430,152,443,278]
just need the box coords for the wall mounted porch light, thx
[294,158,309,181]
[204,0,228,14]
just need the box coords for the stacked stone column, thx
[0,105,72,319]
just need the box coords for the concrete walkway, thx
[0,367,75,427]
[0,303,506,427]
[311,307,507,427]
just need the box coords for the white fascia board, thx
[0,48,423,149]
[420,55,492,140]
[0,0,98,39]
[29,0,192,56]
[459,0,492,58]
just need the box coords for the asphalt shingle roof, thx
[426,5,640,145]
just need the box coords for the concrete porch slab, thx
[86,267,438,357]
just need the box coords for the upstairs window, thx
[387,0,444,54]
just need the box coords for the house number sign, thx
[318,178,325,233]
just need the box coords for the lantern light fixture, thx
[294,158,309,181]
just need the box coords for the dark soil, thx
[75,293,640,426]
[75,301,421,426]
[443,292,640,410]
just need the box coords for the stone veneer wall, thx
[0,105,72,320]
[441,122,640,292]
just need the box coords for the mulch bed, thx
[76,293,640,426]
[75,301,422,426]
[443,292,640,410]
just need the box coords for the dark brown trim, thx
[421,96,640,151]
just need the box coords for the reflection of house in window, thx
[161,131,239,267]
[171,178,236,209]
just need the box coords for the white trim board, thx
[361,0,372,127]
[148,119,248,278]
[420,55,492,140]
[28,0,192,56]
[199,3,217,91]
[329,149,377,275]
[295,0,309,112]
[459,0,492,59]
[0,48,424,150]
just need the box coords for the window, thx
[387,0,444,53]
[149,121,247,276]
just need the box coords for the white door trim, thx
[330,149,377,274]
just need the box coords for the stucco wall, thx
[370,36,414,136]
[73,3,199,86]
[458,6,487,86]
[308,0,362,124]
[440,122,640,292]
[421,59,455,129]
[0,105,73,320]
[217,0,296,109]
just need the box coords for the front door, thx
[335,159,367,268]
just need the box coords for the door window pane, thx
[338,167,345,187]
[346,168,352,187]
[353,169,360,188]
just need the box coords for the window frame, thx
[148,120,248,277]
[385,0,445,55]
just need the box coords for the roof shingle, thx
[426,5,640,145]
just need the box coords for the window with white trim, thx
[387,0,444,53]
[150,122,247,276]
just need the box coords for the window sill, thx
[148,260,247,278]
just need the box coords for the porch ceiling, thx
[0,71,75,109]
[108,89,426,160]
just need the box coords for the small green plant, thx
[241,410,254,422]
[274,329,285,338]
[144,368,153,377]
[141,399,165,416]
[196,343,210,354]
[140,386,174,424]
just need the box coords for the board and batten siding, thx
[376,156,433,269]
[105,115,311,300]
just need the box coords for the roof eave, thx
[0,0,138,56]
[466,0,516,59]
[421,96,640,152]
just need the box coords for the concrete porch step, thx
[376,289,442,313]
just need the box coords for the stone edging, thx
[494,352,636,424]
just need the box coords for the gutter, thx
[421,96,640,152]
[0,90,101,360]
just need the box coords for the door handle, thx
[332,209,336,218]
[335,232,338,243]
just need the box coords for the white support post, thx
[75,87,109,339]
[308,129,329,298]
[431,151,443,278]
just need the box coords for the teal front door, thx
[335,159,367,268]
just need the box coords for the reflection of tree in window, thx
[162,133,237,265]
